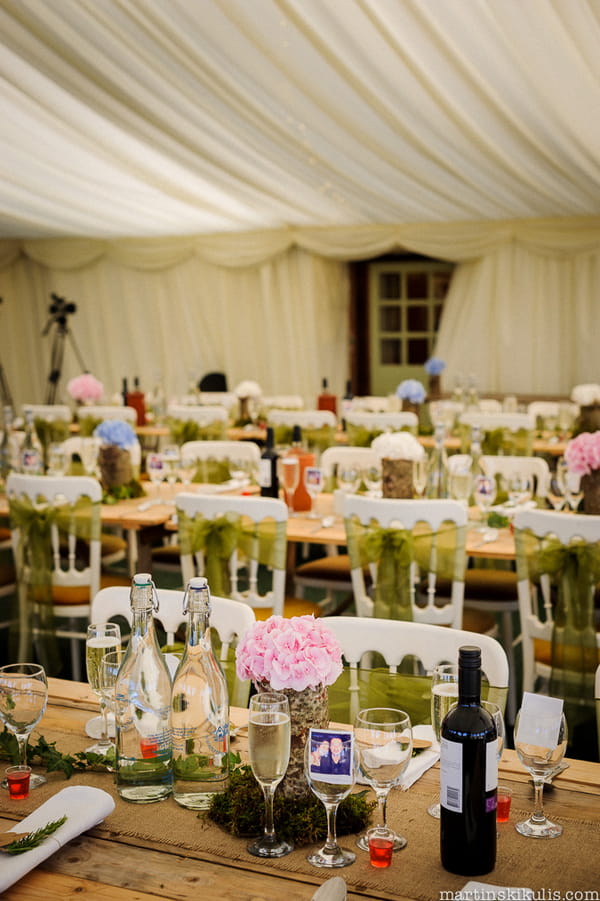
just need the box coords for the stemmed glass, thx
[0,663,48,789]
[473,474,497,529]
[47,442,68,476]
[507,473,532,507]
[80,436,100,476]
[364,463,382,497]
[448,469,472,506]
[354,708,413,852]
[547,476,565,511]
[428,663,458,818]
[247,692,293,858]
[304,466,324,518]
[85,623,122,755]
[162,444,181,500]
[146,452,165,504]
[514,706,568,838]
[336,464,361,495]
[178,453,197,488]
[556,457,582,511]
[98,650,123,766]
[279,456,300,514]
[304,728,356,868]
[412,457,428,498]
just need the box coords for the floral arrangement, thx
[424,357,446,376]
[66,373,103,403]
[94,419,136,448]
[396,379,426,404]
[233,380,262,398]
[236,615,343,692]
[570,383,600,407]
[564,431,600,476]
[371,430,425,461]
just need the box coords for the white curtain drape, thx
[1,217,599,409]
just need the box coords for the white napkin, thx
[0,785,115,893]
[311,876,347,900]
[458,882,533,900]
[356,724,440,789]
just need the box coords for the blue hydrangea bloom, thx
[424,357,446,376]
[94,419,136,448]
[396,379,426,404]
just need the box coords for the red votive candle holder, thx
[496,784,513,823]
[6,765,32,800]
[368,832,394,868]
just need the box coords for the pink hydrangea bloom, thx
[564,431,600,476]
[236,614,343,692]
[67,373,104,402]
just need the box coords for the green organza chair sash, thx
[272,424,335,453]
[77,415,102,437]
[458,423,532,456]
[33,417,70,468]
[168,418,227,444]
[346,423,415,448]
[177,509,286,598]
[344,515,466,621]
[515,527,600,710]
[190,458,233,484]
[8,494,101,671]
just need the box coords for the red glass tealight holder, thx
[6,765,32,800]
[368,831,394,868]
[496,784,513,823]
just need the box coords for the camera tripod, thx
[0,298,13,409]
[43,294,88,404]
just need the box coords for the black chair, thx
[198,372,228,391]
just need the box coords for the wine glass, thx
[304,728,356,868]
[247,692,292,858]
[98,650,123,766]
[448,469,472,506]
[412,457,428,498]
[354,708,413,852]
[47,442,68,476]
[86,623,122,755]
[336,464,361,495]
[473,474,496,529]
[146,451,165,504]
[178,453,197,488]
[557,459,582,511]
[428,663,458,818]
[507,473,532,507]
[364,462,382,497]
[279,456,300,514]
[162,444,181,500]
[482,700,505,761]
[304,465,324,518]
[514,706,568,838]
[547,475,565,511]
[80,436,100,476]
[0,663,48,790]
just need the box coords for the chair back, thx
[82,405,138,424]
[596,663,600,758]
[349,396,391,413]
[175,493,288,615]
[322,616,509,722]
[513,508,600,693]
[342,494,467,627]
[91,584,256,705]
[477,399,503,413]
[345,410,418,435]
[197,392,237,410]
[268,409,337,429]
[481,454,551,499]
[168,404,229,425]
[22,404,71,422]
[320,446,378,483]
[261,395,304,411]
[180,440,260,467]
[61,434,142,470]
[458,411,535,455]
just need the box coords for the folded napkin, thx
[357,724,439,790]
[311,876,347,900]
[0,785,115,893]
[458,882,533,900]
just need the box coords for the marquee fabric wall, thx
[1,216,599,409]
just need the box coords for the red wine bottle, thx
[259,427,279,498]
[440,646,497,876]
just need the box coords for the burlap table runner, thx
[1,725,599,899]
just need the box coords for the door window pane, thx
[406,271,427,299]
[407,304,428,331]
[380,338,402,365]
[379,305,401,332]
[407,338,429,365]
[379,272,401,299]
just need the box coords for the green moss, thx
[207,760,376,846]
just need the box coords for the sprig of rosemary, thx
[3,816,67,855]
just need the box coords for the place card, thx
[516,692,564,748]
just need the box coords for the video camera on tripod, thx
[42,293,87,403]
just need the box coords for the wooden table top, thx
[1,678,598,900]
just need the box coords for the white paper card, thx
[516,692,563,748]
[457,881,534,900]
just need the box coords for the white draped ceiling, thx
[1,0,600,407]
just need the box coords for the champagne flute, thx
[279,456,300,514]
[86,623,121,755]
[247,692,292,858]
[98,649,123,766]
[514,706,568,838]
[304,465,324,518]
[364,462,382,497]
[80,436,100,476]
[0,663,48,789]
[146,451,165,504]
[354,708,413,852]
[162,444,181,501]
[473,474,496,530]
[178,453,197,488]
[428,663,458,818]
[304,728,356,868]
[448,469,472,507]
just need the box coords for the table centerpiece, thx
[564,430,600,514]
[371,430,425,499]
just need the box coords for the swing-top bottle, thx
[171,577,230,809]
[114,573,173,803]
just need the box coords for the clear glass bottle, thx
[171,577,230,809]
[114,573,173,803]
[20,408,42,474]
[469,425,487,504]
[426,423,448,498]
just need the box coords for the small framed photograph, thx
[308,727,354,785]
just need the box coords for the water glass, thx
[305,728,356,868]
